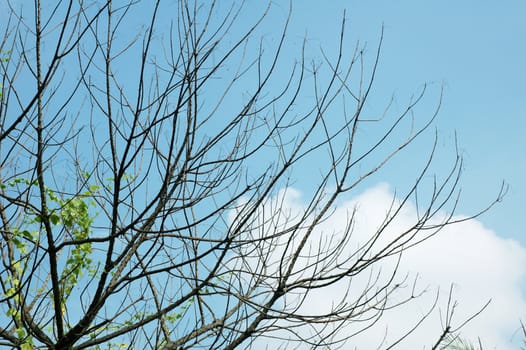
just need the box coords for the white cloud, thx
[343,184,526,349]
[239,183,526,349]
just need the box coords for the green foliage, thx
[0,49,11,100]
[1,174,198,348]
[3,254,34,349]
[53,192,95,297]
[0,49,10,62]
[1,177,98,344]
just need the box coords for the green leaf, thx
[21,342,34,350]
[50,213,60,225]
[21,230,33,240]
[12,237,24,249]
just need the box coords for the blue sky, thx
[1,1,524,348]
[238,2,526,347]
[3,0,522,241]
[1,0,523,240]
[198,2,525,346]
[349,0,525,243]
[255,0,526,243]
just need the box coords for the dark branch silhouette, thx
[0,1,504,349]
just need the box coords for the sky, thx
[246,184,526,349]
[277,0,526,244]
[237,0,526,348]
[1,0,524,348]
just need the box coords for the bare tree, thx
[0,1,503,349]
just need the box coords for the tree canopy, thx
[0,1,504,349]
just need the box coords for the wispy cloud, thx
[242,183,526,349]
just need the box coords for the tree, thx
[0,1,503,349]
